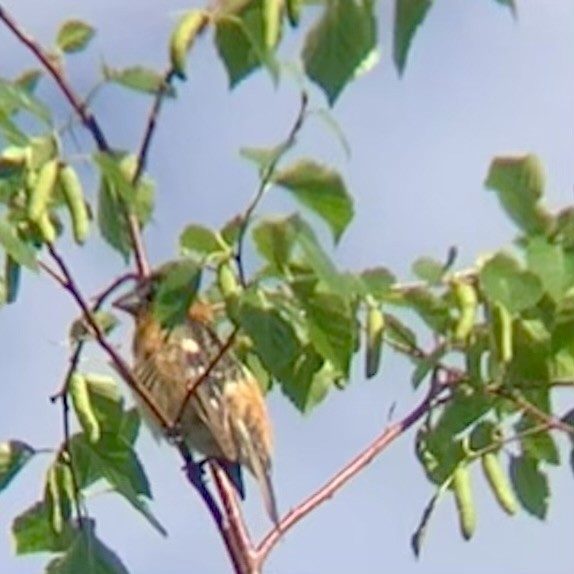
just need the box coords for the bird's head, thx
[112,273,158,317]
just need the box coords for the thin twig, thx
[178,445,245,574]
[134,68,177,184]
[235,91,308,285]
[0,5,149,276]
[211,463,254,574]
[254,378,440,566]
[0,6,109,150]
[488,386,574,436]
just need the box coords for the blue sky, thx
[0,1,573,573]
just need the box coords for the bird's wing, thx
[150,321,240,461]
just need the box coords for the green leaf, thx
[411,344,448,389]
[516,416,560,465]
[526,237,568,300]
[484,154,551,235]
[180,224,223,257]
[479,252,543,313]
[299,292,355,376]
[239,144,285,173]
[152,260,202,329]
[0,79,52,125]
[96,152,155,260]
[412,256,445,285]
[0,440,35,493]
[288,214,347,296]
[507,319,551,386]
[46,521,129,574]
[384,313,418,350]
[12,500,76,555]
[252,217,296,270]
[238,301,301,378]
[433,390,492,439]
[215,0,278,88]
[403,287,452,334]
[509,455,549,519]
[69,433,166,536]
[56,20,96,54]
[308,108,351,158]
[0,220,38,270]
[359,267,396,299]
[220,215,243,247]
[14,69,43,94]
[279,345,329,413]
[102,65,176,97]
[302,0,377,104]
[273,159,354,242]
[393,0,432,75]
[82,374,125,435]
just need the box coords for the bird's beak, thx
[112,288,141,316]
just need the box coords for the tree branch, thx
[254,378,440,567]
[0,5,150,276]
[235,91,308,286]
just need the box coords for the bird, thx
[112,268,279,524]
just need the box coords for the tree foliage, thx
[0,1,571,573]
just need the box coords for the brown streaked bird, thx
[113,270,279,524]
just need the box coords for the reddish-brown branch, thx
[0,7,109,150]
[0,5,149,277]
[254,384,439,567]
[211,464,255,574]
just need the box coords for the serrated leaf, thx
[479,252,543,313]
[300,291,355,376]
[180,224,223,257]
[302,0,377,104]
[215,1,279,87]
[288,213,347,296]
[393,0,432,75]
[96,152,155,260]
[0,79,52,125]
[278,345,328,413]
[0,219,38,270]
[69,433,166,535]
[0,440,35,492]
[12,500,76,555]
[403,287,452,333]
[252,217,296,270]
[515,416,560,465]
[239,144,286,173]
[46,521,130,574]
[526,237,567,300]
[103,65,176,97]
[384,313,417,350]
[485,154,551,235]
[238,301,301,378]
[220,215,243,246]
[273,159,354,242]
[56,20,96,54]
[433,390,492,439]
[151,260,202,329]
[509,455,549,519]
[14,69,43,94]
[359,267,396,299]
[412,256,445,285]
